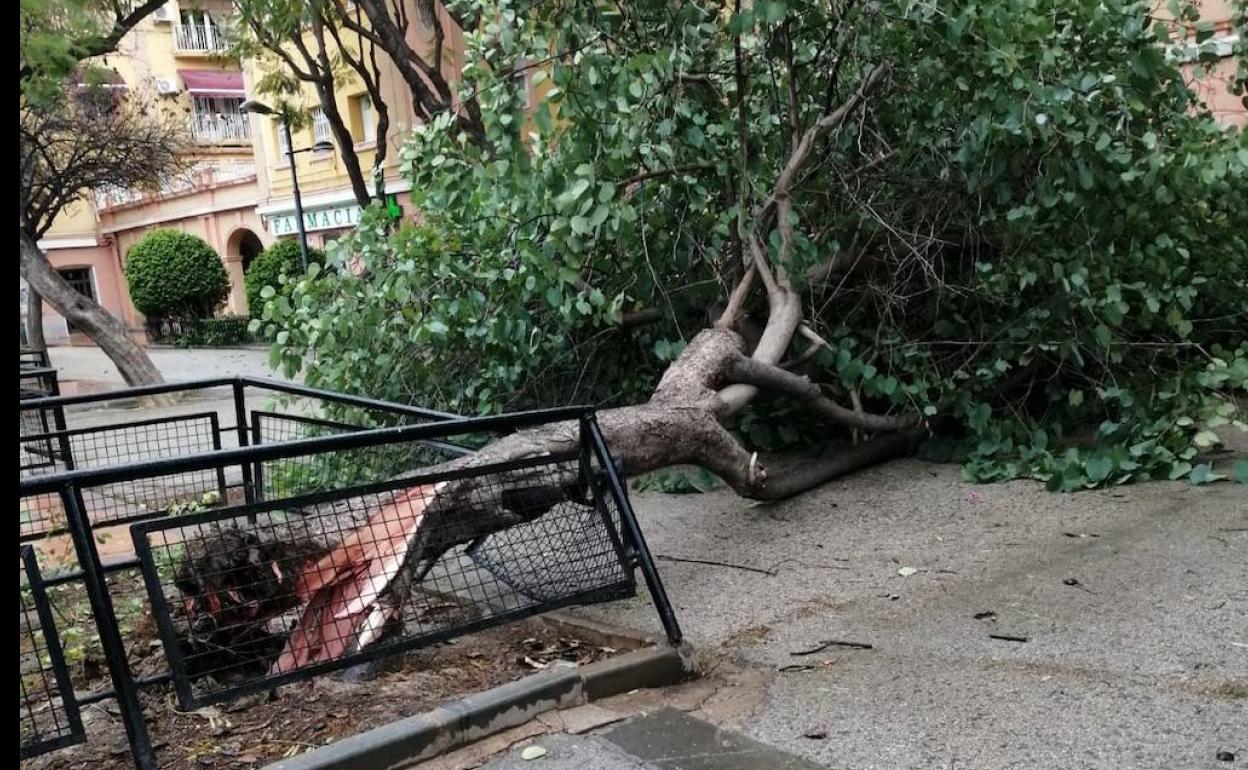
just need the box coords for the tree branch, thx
[729,429,925,500]
[715,263,757,329]
[617,163,717,189]
[76,0,169,63]
[728,356,920,433]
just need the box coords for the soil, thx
[27,619,639,770]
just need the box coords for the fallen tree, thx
[180,0,1243,673]
[259,0,1245,493]
[184,0,1245,670]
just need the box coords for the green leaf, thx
[756,0,788,23]
[1085,455,1114,483]
[1093,324,1112,350]
[1232,460,1248,484]
[1192,430,1220,448]
[1188,463,1223,485]
[1167,461,1192,480]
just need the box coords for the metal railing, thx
[17,377,680,770]
[189,111,251,143]
[174,22,226,52]
[94,161,257,209]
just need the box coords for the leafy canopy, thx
[258,0,1247,489]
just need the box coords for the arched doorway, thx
[236,230,264,272]
[225,228,267,315]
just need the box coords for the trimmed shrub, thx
[244,239,323,316]
[124,229,230,318]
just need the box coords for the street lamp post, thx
[240,100,334,272]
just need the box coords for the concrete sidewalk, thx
[44,344,282,389]
[573,457,1247,770]
[41,344,293,432]
[477,709,826,769]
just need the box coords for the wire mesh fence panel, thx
[133,449,636,708]
[459,446,631,606]
[20,368,60,400]
[19,414,227,540]
[21,349,52,369]
[20,546,85,759]
[251,411,469,501]
[16,383,677,770]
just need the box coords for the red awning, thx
[178,70,245,97]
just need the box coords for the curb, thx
[264,643,695,770]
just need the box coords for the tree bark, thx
[20,229,165,389]
[25,284,47,352]
[350,0,493,152]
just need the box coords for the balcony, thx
[175,22,226,53]
[189,112,250,144]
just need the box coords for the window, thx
[189,96,248,143]
[58,268,95,333]
[275,119,290,158]
[356,95,377,143]
[177,9,220,51]
[312,107,332,144]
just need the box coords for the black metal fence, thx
[18,377,679,769]
[144,316,257,347]
[20,545,84,760]
[21,348,52,369]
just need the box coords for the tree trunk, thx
[25,284,47,352]
[19,228,166,389]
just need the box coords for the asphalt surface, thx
[579,451,1247,770]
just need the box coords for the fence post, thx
[51,394,75,472]
[231,379,255,505]
[209,413,228,503]
[582,414,683,644]
[59,485,158,770]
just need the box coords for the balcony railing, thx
[175,22,226,52]
[189,112,250,144]
[93,161,257,210]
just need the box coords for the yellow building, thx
[241,4,469,249]
[30,0,270,345]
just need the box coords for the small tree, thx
[124,230,230,319]
[20,0,182,385]
[244,239,323,315]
